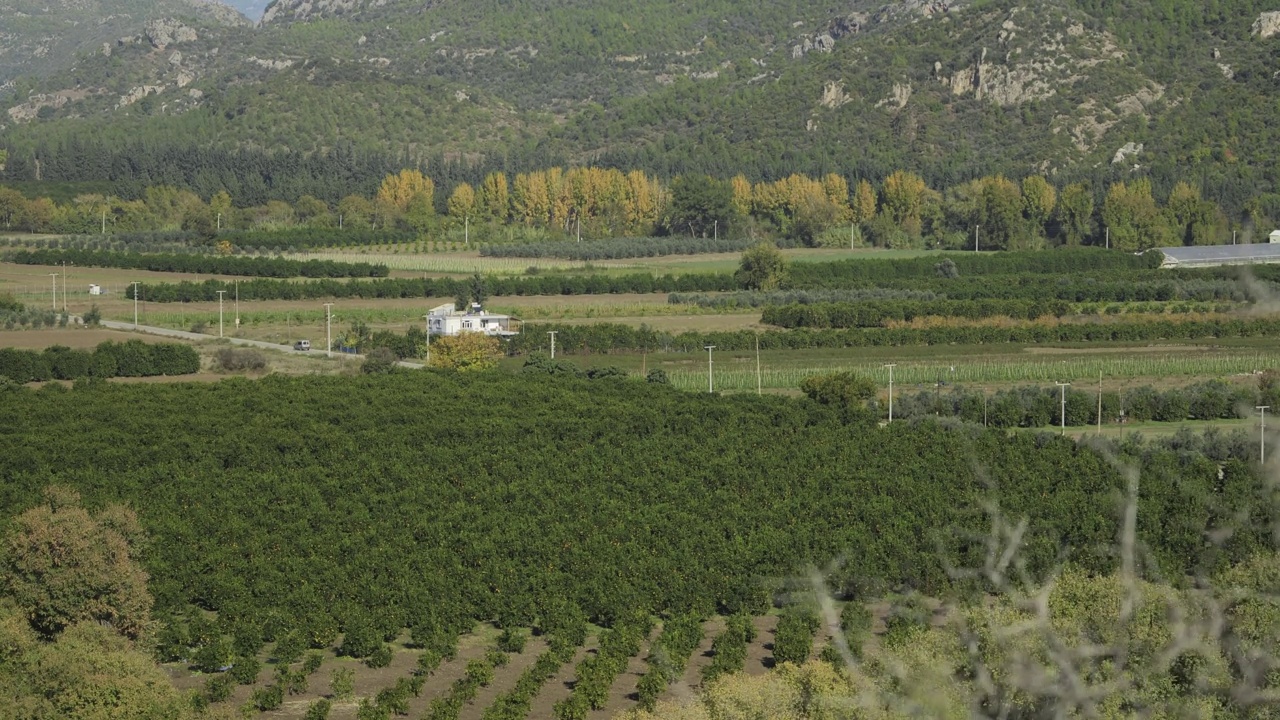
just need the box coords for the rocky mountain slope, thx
[0,0,249,89]
[1,0,1278,210]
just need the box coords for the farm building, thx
[1156,243,1280,269]
[426,303,520,337]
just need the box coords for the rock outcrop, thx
[1111,141,1143,165]
[145,19,199,49]
[819,80,851,108]
[1252,12,1280,39]
[117,85,164,109]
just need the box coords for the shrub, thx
[338,619,381,658]
[361,347,399,375]
[365,644,393,668]
[192,636,231,674]
[251,684,284,711]
[301,651,324,675]
[497,627,528,654]
[274,630,306,664]
[229,655,261,685]
[330,667,355,701]
[773,608,819,666]
[304,699,332,720]
[204,674,234,703]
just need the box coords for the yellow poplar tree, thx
[821,173,851,221]
[478,172,510,222]
[1021,175,1057,229]
[513,171,550,225]
[730,175,752,218]
[447,183,477,220]
[851,179,877,223]
[882,170,927,225]
[376,170,434,214]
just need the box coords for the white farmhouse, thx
[426,303,519,337]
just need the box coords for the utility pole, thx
[61,261,67,312]
[576,213,581,243]
[217,212,222,231]
[1056,382,1071,435]
[1105,226,1110,249]
[974,225,979,252]
[1233,229,1237,245]
[1259,406,1270,463]
[47,273,57,311]
[884,364,897,422]
[548,331,557,359]
[216,290,226,338]
[325,303,335,357]
[130,281,140,328]
[713,220,718,241]
[851,223,855,250]
[465,215,469,246]
[704,345,715,393]
[101,209,106,234]
[234,279,240,331]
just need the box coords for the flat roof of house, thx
[1157,243,1280,266]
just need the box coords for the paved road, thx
[98,320,425,369]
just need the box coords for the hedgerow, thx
[761,299,1074,328]
[5,249,389,279]
[0,341,200,382]
[785,248,1159,287]
[506,316,1280,354]
[892,381,1257,427]
[128,272,736,302]
[480,236,768,260]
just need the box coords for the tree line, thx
[5,248,389,279]
[0,167,1267,251]
[507,316,1280,354]
[0,341,201,383]
[762,299,1076,329]
[889,379,1263,428]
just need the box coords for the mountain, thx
[1,0,1279,214]
[0,0,250,89]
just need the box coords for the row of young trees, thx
[4,248,389,278]
[0,341,200,383]
[761,299,1076,329]
[0,169,1257,249]
[507,316,1280,354]
[889,379,1263,428]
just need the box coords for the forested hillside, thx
[0,0,248,88]
[3,0,1280,219]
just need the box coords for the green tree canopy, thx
[734,242,789,291]
[667,174,735,238]
[1,486,154,642]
